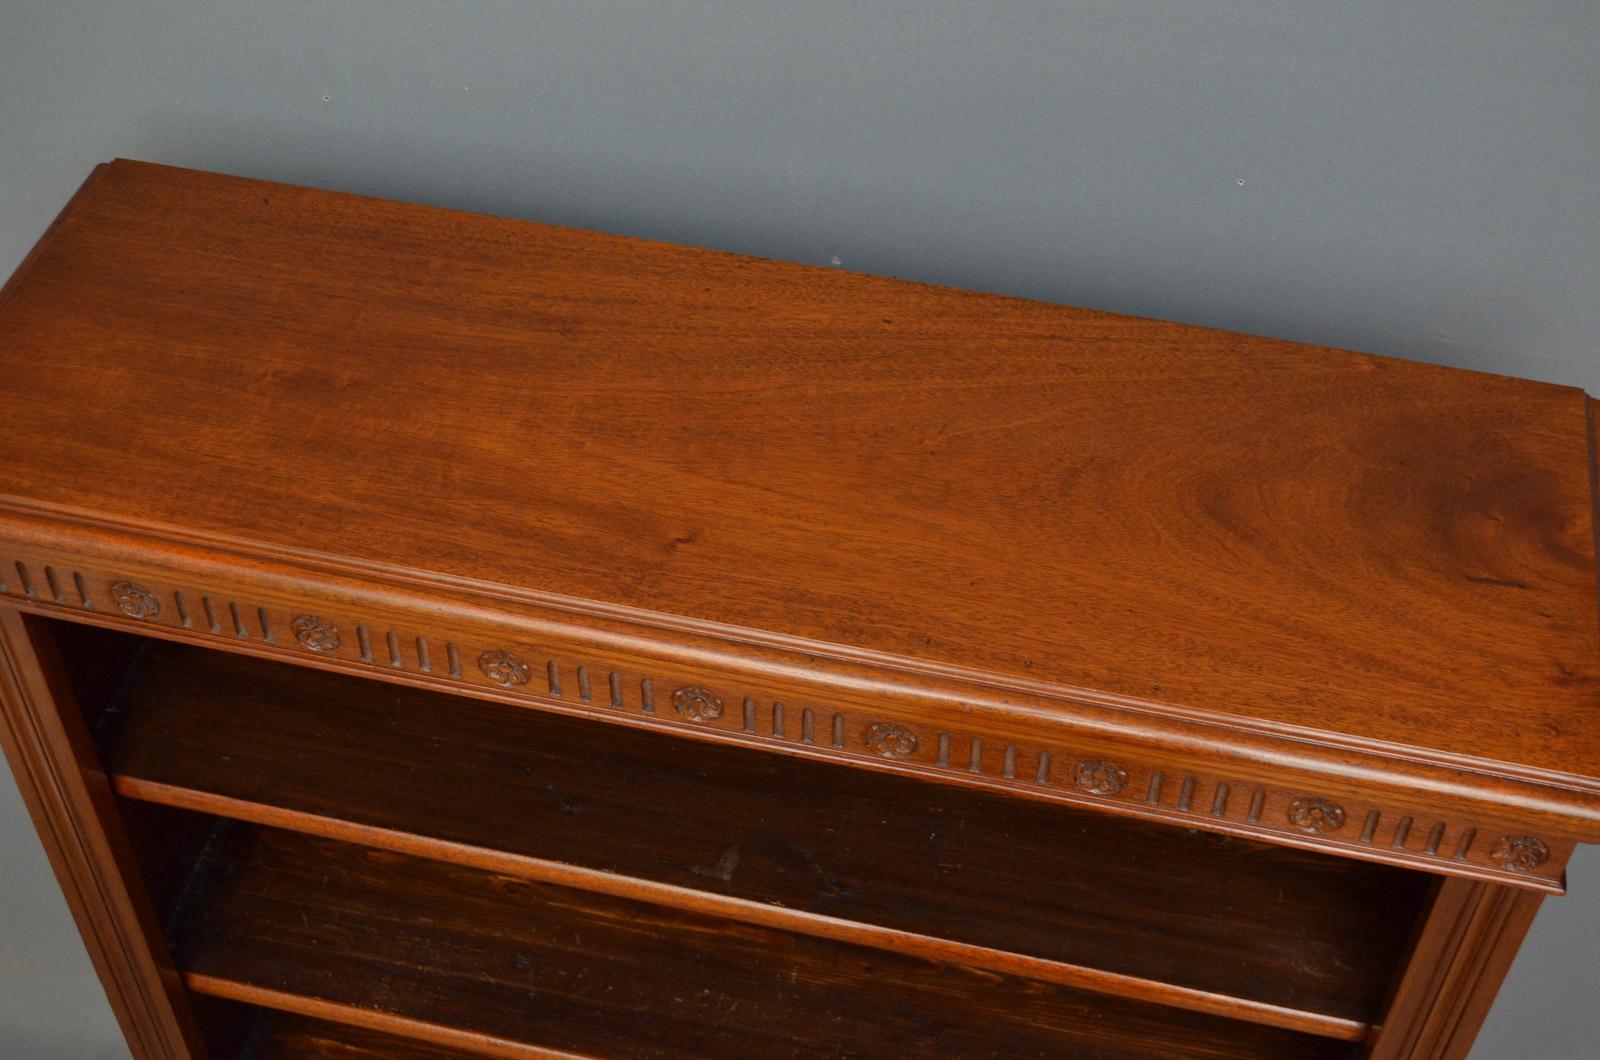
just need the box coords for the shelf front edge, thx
[0,499,1589,892]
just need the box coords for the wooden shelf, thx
[88,634,1430,1039]
[144,816,1361,1060]
[192,996,507,1058]
[236,1013,483,1060]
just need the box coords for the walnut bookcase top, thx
[1,160,1597,888]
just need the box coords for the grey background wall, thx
[0,2,1595,1056]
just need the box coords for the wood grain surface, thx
[0,159,1595,795]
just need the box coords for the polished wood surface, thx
[155,821,1359,1060]
[0,159,1595,800]
[95,633,1426,1031]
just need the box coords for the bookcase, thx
[2,160,1596,1058]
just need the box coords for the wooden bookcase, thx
[1,160,1596,1058]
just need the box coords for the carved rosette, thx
[863,722,918,759]
[671,686,724,723]
[50,570,1551,879]
[1073,759,1127,796]
[110,580,160,620]
[478,649,531,687]
[1490,835,1549,873]
[1288,797,1346,834]
[290,615,340,653]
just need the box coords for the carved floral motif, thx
[478,649,531,687]
[46,570,1556,881]
[1490,835,1549,873]
[671,686,723,723]
[1073,759,1127,795]
[863,722,918,759]
[291,614,340,653]
[110,580,160,620]
[1288,797,1346,834]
